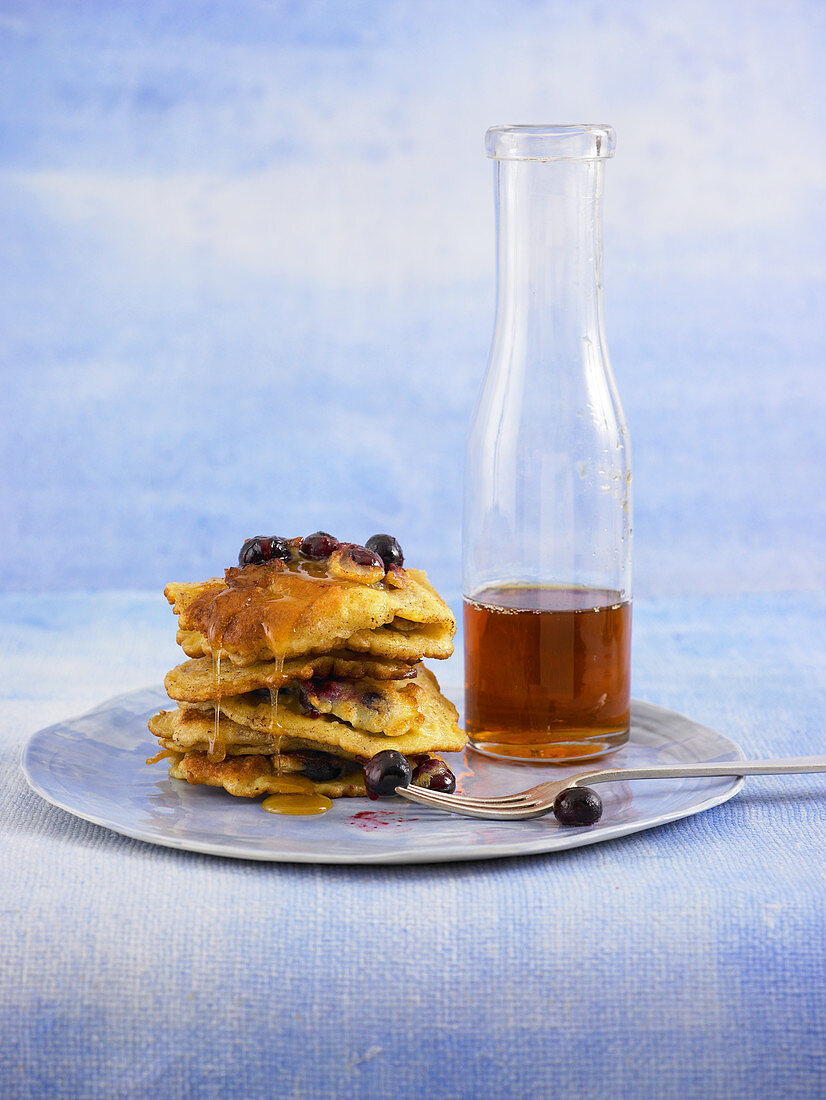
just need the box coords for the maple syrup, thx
[186,558,383,665]
[261,774,332,816]
[262,793,333,816]
[464,585,631,761]
[145,748,176,766]
[268,654,285,773]
[207,653,225,763]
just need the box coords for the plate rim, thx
[20,689,746,865]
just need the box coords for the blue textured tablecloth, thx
[3,590,826,1099]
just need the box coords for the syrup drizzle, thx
[184,559,377,817]
[207,652,226,763]
[268,654,285,774]
[184,559,386,666]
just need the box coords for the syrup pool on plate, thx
[262,794,333,816]
[261,776,333,816]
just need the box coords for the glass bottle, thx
[463,124,632,762]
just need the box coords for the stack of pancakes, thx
[148,537,466,805]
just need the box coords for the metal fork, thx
[396,756,826,820]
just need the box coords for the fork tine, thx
[397,786,545,812]
[451,792,543,806]
[396,786,533,809]
[394,787,501,809]
[455,780,567,806]
[396,785,545,808]
[398,786,550,819]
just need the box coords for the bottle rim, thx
[486,124,616,162]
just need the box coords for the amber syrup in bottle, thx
[464,585,631,760]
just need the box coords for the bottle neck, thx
[492,158,605,355]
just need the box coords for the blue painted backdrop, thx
[1,0,824,599]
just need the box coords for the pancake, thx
[151,533,466,810]
[338,620,454,661]
[169,662,439,738]
[165,650,416,703]
[178,620,453,664]
[219,663,460,746]
[169,751,368,798]
[292,671,423,737]
[149,678,466,759]
[164,749,448,800]
[166,560,455,666]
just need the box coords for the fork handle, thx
[579,756,826,786]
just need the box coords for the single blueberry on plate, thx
[363,750,412,800]
[553,786,603,826]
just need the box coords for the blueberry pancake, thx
[149,532,466,805]
[162,748,452,800]
[167,662,444,738]
[165,555,455,666]
[165,650,416,703]
[148,669,466,758]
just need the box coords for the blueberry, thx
[361,691,383,711]
[366,534,404,570]
[296,685,321,716]
[294,750,346,783]
[328,544,385,583]
[412,757,456,793]
[239,536,291,566]
[301,531,340,559]
[553,786,603,826]
[348,545,384,569]
[309,679,346,703]
[299,679,346,710]
[239,537,266,565]
[363,750,412,800]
